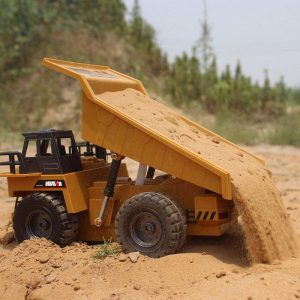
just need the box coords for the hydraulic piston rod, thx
[94,153,123,227]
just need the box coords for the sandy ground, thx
[0,144,299,300]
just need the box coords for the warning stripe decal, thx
[186,209,217,223]
[196,211,202,220]
[203,211,209,220]
[210,212,216,220]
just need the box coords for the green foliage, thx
[128,0,155,52]
[0,0,297,147]
[182,105,300,146]
[0,0,127,78]
[0,0,40,75]
[268,112,300,146]
[166,52,201,105]
[92,239,121,259]
[0,0,168,133]
[165,20,288,118]
[211,110,261,145]
[127,0,168,79]
[288,88,300,105]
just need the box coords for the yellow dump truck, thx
[0,58,262,257]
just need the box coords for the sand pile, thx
[0,238,153,299]
[0,238,99,299]
[98,88,298,263]
[1,145,299,299]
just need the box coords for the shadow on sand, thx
[180,233,250,267]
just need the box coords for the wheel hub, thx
[39,219,49,230]
[145,222,154,232]
[26,209,53,238]
[130,211,162,248]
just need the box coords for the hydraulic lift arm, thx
[94,153,124,227]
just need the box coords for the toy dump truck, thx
[0,59,261,257]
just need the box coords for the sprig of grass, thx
[92,239,121,259]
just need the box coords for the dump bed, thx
[43,58,264,200]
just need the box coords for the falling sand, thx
[97,88,298,263]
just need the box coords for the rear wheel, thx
[13,192,78,245]
[115,192,186,257]
[174,200,187,251]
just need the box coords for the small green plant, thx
[92,239,121,259]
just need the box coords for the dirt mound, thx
[0,238,157,299]
[0,239,87,296]
[1,236,298,300]
[0,145,300,299]
[0,238,100,299]
[99,88,298,263]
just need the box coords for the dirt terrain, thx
[0,144,299,300]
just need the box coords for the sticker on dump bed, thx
[35,180,66,188]
[67,67,117,79]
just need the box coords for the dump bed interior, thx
[42,58,264,200]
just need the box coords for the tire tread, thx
[13,192,78,246]
[115,192,186,257]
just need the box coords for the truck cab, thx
[20,129,83,174]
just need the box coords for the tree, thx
[129,0,143,42]
[207,57,218,86]
[261,69,271,112]
[221,64,232,83]
[195,0,214,72]
[189,47,202,99]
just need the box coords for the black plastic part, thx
[19,129,82,175]
[0,151,24,174]
[74,142,107,162]
[73,142,94,156]
[146,166,155,179]
[104,159,122,197]
[95,146,107,161]
[14,197,20,210]
[82,142,94,156]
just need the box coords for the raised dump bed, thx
[43,58,263,201]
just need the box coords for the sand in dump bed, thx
[97,88,298,263]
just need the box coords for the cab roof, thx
[22,129,74,139]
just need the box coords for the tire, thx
[13,192,78,245]
[173,200,187,251]
[115,192,186,257]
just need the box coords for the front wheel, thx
[115,192,186,257]
[13,192,78,245]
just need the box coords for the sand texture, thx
[0,145,300,299]
[97,88,298,263]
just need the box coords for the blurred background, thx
[0,0,299,146]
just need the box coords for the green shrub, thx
[211,110,260,145]
[268,112,300,146]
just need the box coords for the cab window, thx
[56,137,73,156]
[38,139,53,156]
[24,139,37,158]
